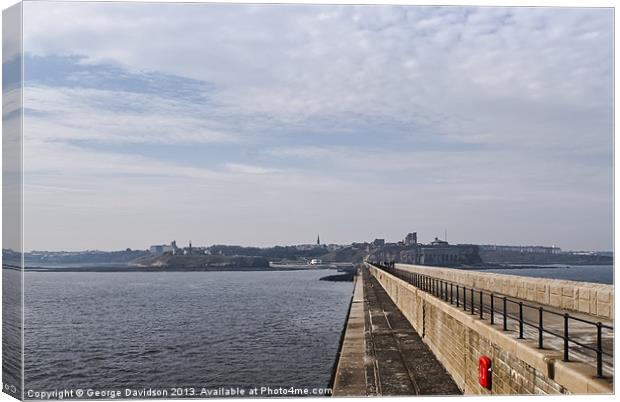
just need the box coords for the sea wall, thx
[368,265,612,395]
[395,263,613,320]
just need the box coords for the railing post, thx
[502,297,507,331]
[479,291,484,319]
[538,307,543,349]
[470,288,474,315]
[563,314,569,361]
[450,283,453,304]
[456,285,460,307]
[596,322,603,378]
[463,287,467,311]
[518,302,524,339]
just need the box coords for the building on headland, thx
[404,232,418,246]
[479,244,561,254]
[478,244,612,265]
[149,240,178,256]
[368,232,482,267]
[294,235,329,251]
[430,237,448,246]
[372,238,385,247]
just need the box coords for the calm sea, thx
[479,265,613,284]
[22,270,353,396]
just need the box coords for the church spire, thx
[317,234,320,245]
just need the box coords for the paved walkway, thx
[332,269,461,396]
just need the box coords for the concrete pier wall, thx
[395,263,613,320]
[368,265,613,395]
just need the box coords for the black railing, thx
[370,261,614,378]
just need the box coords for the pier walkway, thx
[332,269,461,396]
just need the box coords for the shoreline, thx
[7,263,611,275]
[14,265,333,273]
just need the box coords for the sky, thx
[9,2,614,251]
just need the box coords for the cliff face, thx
[132,254,270,270]
[319,247,367,263]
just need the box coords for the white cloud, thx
[16,3,614,250]
[224,163,279,175]
[24,85,240,144]
[22,4,612,144]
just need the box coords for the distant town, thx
[3,231,613,271]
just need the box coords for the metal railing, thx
[370,261,614,378]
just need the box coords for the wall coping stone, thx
[394,263,614,320]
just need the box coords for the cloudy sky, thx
[15,2,613,251]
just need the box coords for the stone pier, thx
[368,263,614,395]
[332,268,461,396]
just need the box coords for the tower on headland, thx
[317,234,320,245]
[404,232,418,246]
